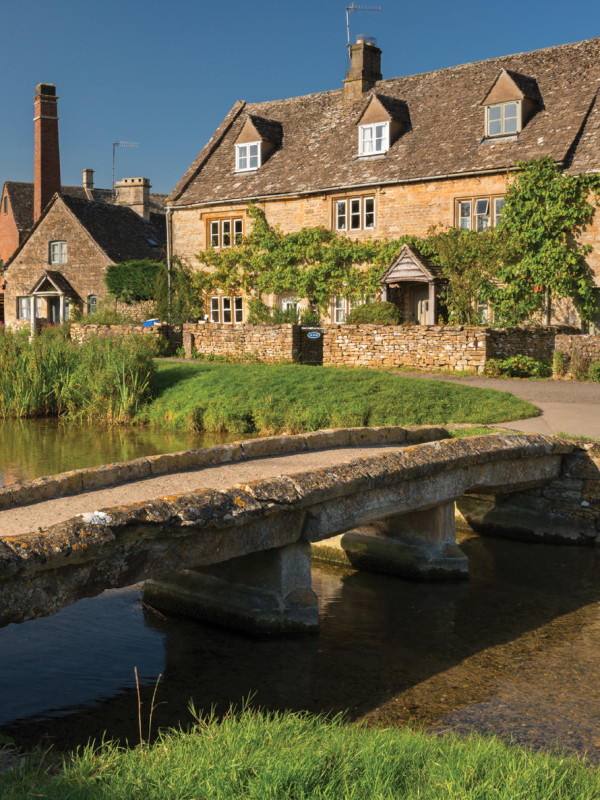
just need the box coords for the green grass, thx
[137,362,538,434]
[1,707,598,799]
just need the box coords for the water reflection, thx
[0,419,238,487]
[2,531,600,760]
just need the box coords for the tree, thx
[491,157,600,325]
[154,260,204,323]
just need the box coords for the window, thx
[455,196,504,231]
[236,142,261,171]
[34,297,42,319]
[64,297,70,322]
[359,122,390,156]
[87,295,97,315]
[207,218,243,249]
[209,296,244,323]
[486,102,520,137]
[280,294,299,313]
[17,297,31,320]
[49,240,67,264]
[3,196,7,214]
[334,196,375,231]
[334,295,347,324]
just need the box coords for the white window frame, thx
[335,199,347,231]
[49,240,67,265]
[222,297,232,324]
[335,196,376,232]
[235,141,261,172]
[364,197,375,229]
[279,294,299,313]
[474,198,490,232]
[234,296,243,323]
[210,297,220,323]
[359,121,390,156]
[17,296,31,320]
[456,196,504,231]
[234,218,243,245]
[210,221,220,248]
[494,197,504,225]
[333,295,347,324]
[485,101,521,137]
[208,218,243,249]
[87,295,97,315]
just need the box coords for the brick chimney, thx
[33,83,61,222]
[115,177,151,221]
[344,36,382,101]
[82,168,94,199]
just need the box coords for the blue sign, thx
[307,331,321,339]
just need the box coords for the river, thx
[1,421,599,761]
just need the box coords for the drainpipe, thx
[166,207,172,324]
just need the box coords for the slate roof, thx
[60,194,166,264]
[169,36,600,207]
[30,270,78,296]
[4,181,166,233]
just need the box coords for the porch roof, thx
[29,270,77,297]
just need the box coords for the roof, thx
[380,243,445,283]
[4,181,166,233]
[169,36,600,207]
[248,115,283,143]
[30,270,78,296]
[60,194,166,263]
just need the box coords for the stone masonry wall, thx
[486,326,578,361]
[70,323,168,344]
[554,334,600,376]
[183,323,301,363]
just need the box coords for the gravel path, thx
[1,444,404,539]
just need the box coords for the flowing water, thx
[1,422,600,761]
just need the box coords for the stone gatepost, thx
[312,501,468,580]
[143,540,319,634]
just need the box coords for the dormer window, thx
[359,122,390,156]
[236,142,261,172]
[486,102,520,137]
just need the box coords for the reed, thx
[0,327,155,423]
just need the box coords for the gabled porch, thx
[28,271,78,328]
[380,244,445,325]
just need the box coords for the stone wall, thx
[70,322,168,345]
[554,334,600,376]
[183,323,301,363]
[486,326,578,361]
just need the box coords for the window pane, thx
[494,197,504,223]
[475,199,489,215]
[249,144,260,169]
[364,197,375,228]
[334,295,346,324]
[88,295,97,315]
[488,106,502,121]
[488,119,502,136]
[222,297,232,323]
[459,201,471,229]
[234,219,243,244]
[237,145,247,170]
[210,221,219,247]
[64,297,70,322]
[361,126,373,154]
[350,198,361,229]
[234,296,243,322]
[210,297,219,323]
[336,200,347,230]
[504,115,518,133]
[476,213,490,232]
[222,220,231,247]
[375,124,386,152]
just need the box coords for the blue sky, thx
[0,0,598,195]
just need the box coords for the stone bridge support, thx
[312,501,468,579]
[144,541,318,634]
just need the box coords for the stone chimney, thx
[82,168,94,199]
[33,83,61,222]
[114,177,151,221]
[344,36,382,102]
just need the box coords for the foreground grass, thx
[138,363,538,434]
[1,708,598,799]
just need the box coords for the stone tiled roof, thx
[60,194,166,264]
[4,181,166,233]
[169,36,600,207]
[249,115,283,143]
[371,94,410,122]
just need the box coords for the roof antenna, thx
[112,141,139,197]
[346,3,381,61]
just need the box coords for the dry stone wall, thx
[183,323,301,363]
[486,327,577,361]
[554,334,600,376]
[70,322,168,344]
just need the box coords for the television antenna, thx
[112,141,139,195]
[346,3,381,57]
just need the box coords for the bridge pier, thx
[312,501,468,580]
[143,540,319,634]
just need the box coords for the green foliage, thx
[491,156,600,324]
[346,300,403,325]
[553,350,568,377]
[484,355,553,379]
[71,299,149,325]
[154,260,204,323]
[105,259,164,303]
[3,706,600,800]
[137,362,537,433]
[246,297,299,324]
[569,349,592,380]
[588,358,600,382]
[0,327,155,422]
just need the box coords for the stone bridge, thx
[1,431,598,633]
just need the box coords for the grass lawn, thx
[137,362,538,434]
[1,708,597,799]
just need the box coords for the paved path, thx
[397,372,600,439]
[1,444,405,540]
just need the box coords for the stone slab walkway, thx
[0,444,404,540]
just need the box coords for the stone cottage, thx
[166,35,600,329]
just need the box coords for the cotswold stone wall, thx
[183,323,301,363]
[486,327,577,361]
[70,323,168,344]
[321,325,489,372]
[554,334,600,375]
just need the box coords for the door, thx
[300,327,324,365]
[48,297,60,323]
[412,286,429,325]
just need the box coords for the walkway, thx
[0,444,405,539]
[399,373,600,439]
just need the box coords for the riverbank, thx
[1,707,598,799]
[138,362,538,433]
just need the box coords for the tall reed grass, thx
[0,327,155,423]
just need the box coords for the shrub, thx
[553,349,568,377]
[346,301,403,325]
[587,358,600,381]
[247,298,303,325]
[570,349,591,381]
[485,355,552,379]
[105,259,164,303]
